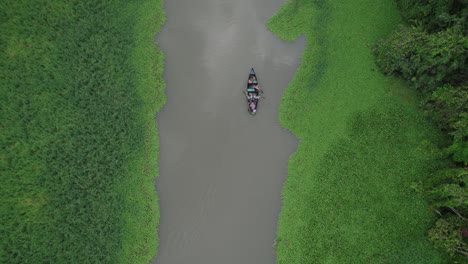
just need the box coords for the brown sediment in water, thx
[154,0,305,263]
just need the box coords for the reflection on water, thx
[154,0,305,263]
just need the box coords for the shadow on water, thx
[153,1,305,263]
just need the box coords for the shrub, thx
[374,26,468,93]
[428,215,468,259]
[424,84,468,163]
[396,0,467,33]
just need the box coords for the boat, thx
[244,68,263,115]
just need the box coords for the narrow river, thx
[154,0,304,263]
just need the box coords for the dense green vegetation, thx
[268,0,447,262]
[0,0,165,263]
[374,0,467,261]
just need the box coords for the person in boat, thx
[248,76,258,84]
[250,101,257,113]
[253,84,263,94]
[244,91,260,101]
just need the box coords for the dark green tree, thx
[396,0,468,33]
[428,215,468,260]
[423,168,468,208]
[374,26,467,93]
[424,84,468,163]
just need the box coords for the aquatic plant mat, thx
[268,0,447,262]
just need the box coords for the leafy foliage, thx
[417,168,468,208]
[425,85,468,132]
[396,0,468,33]
[428,215,468,259]
[424,84,468,163]
[373,26,467,93]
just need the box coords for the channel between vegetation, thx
[268,0,446,262]
[3,0,459,263]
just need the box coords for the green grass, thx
[0,0,164,263]
[268,0,446,263]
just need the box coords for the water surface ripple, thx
[154,1,305,263]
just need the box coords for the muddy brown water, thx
[154,1,304,263]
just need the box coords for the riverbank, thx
[118,0,165,262]
[1,0,164,262]
[268,0,445,262]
